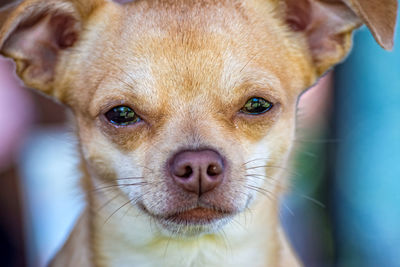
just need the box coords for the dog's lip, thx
[164,207,231,224]
[139,204,234,225]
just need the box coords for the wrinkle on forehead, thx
[73,0,311,114]
[89,38,287,120]
[220,51,284,101]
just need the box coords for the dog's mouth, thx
[163,207,232,224]
[139,203,235,232]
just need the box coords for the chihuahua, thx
[0,0,397,266]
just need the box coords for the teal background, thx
[334,14,400,267]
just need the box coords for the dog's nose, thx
[169,150,224,195]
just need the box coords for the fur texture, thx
[0,0,397,266]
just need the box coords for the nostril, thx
[207,164,222,177]
[179,166,193,178]
[174,164,194,178]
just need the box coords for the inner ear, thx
[282,0,362,75]
[284,0,312,32]
[281,0,397,75]
[1,9,80,93]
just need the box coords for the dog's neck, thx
[83,169,288,267]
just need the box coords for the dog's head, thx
[0,0,396,236]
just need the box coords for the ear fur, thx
[342,0,398,50]
[0,0,105,96]
[282,0,398,75]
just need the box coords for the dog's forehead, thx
[70,0,313,112]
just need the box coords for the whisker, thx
[297,150,318,158]
[244,174,267,181]
[217,228,232,255]
[280,201,295,217]
[163,234,174,258]
[242,157,272,166]
[245,165,291,171]
[134,164,155,173]
[114,176,145,181]
[244,185,273,199]
[240,53,258,73]
[91,182,147,193]
[294,138,340,144]
[96,193,121,212]
[245,165,299,177]
[121,198,136,220]
[244,173,278,180]
[243,206,255,225]
[299,194,326,208]
[103,198,135,226]
[95,53,138,89]
[245,185,295,217]
[102,191,149,226]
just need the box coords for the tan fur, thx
[0,0,397,266]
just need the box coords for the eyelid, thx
[238,87,280,104]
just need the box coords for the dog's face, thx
[71,1,315,236]
[0,0,396,236]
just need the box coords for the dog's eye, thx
[240,97,273,115]
[105,106,141,126]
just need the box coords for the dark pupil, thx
[105,106,138,126]
[243,98,272,114]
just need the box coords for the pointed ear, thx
[342,0,398,50]
[0,0,105,96]
[283,0,398,75]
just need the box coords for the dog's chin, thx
[138,204,235,237]
[157,211,234,237]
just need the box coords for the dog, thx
[0,0,397,266]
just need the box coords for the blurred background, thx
[283,15,400,267]
[0,0,399,266]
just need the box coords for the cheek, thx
[85,143,146,199]
[242,123,295,200]
[108,149,145,199]
[242,140,274,198]
[96,120,151,152]
[78,124,146,196]
[233,105,282,144]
